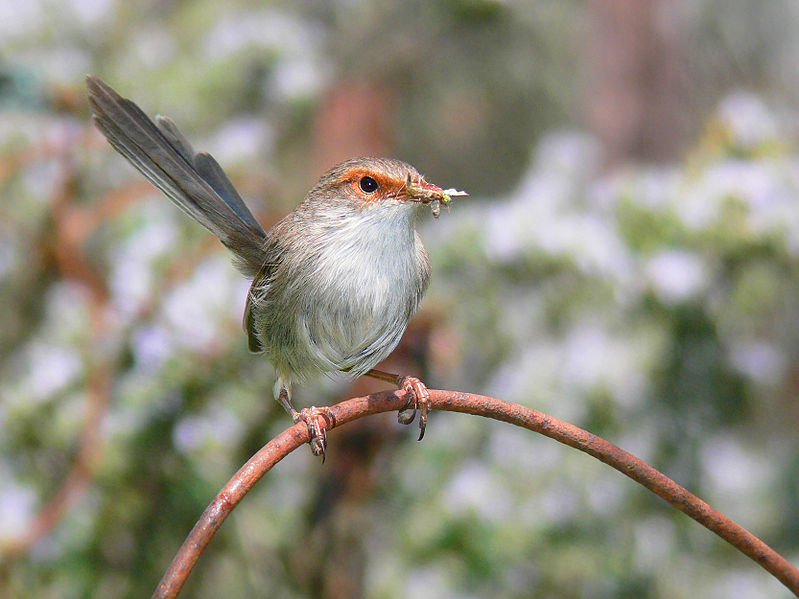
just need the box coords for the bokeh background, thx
[2,1,799,597]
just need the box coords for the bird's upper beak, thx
[404,177,467,204]
[404,178,444,203]
[397,175,467,218]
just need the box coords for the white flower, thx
[645,250,705,304]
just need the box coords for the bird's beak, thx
[407,178,446,202]
[403,176,468,218]
[405,176,467,203]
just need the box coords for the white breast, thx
[300,203,423,374]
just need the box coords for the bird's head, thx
[308,157,466,218]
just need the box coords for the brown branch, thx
[2,364,113,558]
[1,140,116,559]
[152,389,799,599]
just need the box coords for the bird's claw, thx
[397,376,431,441]
[293,406,336,463]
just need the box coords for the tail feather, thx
[87,75,267,277]
[154,114,260,230]
[194,151,264,232]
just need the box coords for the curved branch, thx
[152,389,799,599]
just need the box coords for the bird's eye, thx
[359,176,379,193]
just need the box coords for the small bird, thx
[86,76,465,459]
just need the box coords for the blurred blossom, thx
[585,473,626,516]
[707,571,774,599]
[538,480,579,524]
[532,131,600,185]
[22,342,82,402]
[42,118,84,146]
[483,135,633,282]
[403,566,464,599]
[211,117,274,165]
[615,421,662,467]
[733,161,784,213]
[270,55,329,102]
[202,8,328,101]
[488,425,561,475]
[161,254,246,349]
[639,168,682,210]
[718,92,778,148]
[44,281,91,340]
[23,46,92,85]
[0,0,43,39]
[21,159,62,205]
[132,324,174,372]
[523,168,574,209]
[127,204,180,258]
[443,460,512,521]
[172,403,245,454]
[68,0,114,27]
[680,176,723,230]
[483,203,521,261]
[560,323,647,407]
[633,516,676,571]
[203,9,317,58]
[557,213,632,281]
[596,167,679,211]
[561,325,617,389]
[132,26,176,70]
[486,342,560,408]
[700,437,773,496]
[728,340,786,385]
[109,202,177,318]
[0,113,36,144]
[645,250,706,304]
[678,150,799,238]
[109,250,153,318]
[0,480,36,537]
[106,386,183,439]
[231,278,252,321]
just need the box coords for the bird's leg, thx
[365,369,431,440]
[276,383,335,462]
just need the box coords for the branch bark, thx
[152,389,799,599]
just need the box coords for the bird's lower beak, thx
[403,177,468,218]
[405,178,445,203]
[405,179,456,204]
[405,178,468,203]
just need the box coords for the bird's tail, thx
[87,75,267,278]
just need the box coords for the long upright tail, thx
[87,75,267,278]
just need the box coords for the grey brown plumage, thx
[88,76,447,455]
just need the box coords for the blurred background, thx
[2,0,799,597]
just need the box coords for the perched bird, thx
[86,76,465,459]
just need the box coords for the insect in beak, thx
[405,174,468,218]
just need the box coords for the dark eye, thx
[359,176,379,193]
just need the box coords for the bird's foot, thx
[363,369,432,441]
[396,376,431,441]
[293,406,336,463]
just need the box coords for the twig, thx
[152,389,799,599]
[1,139,114,558]
[2,365,113,557]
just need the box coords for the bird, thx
[86,76,465,460]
